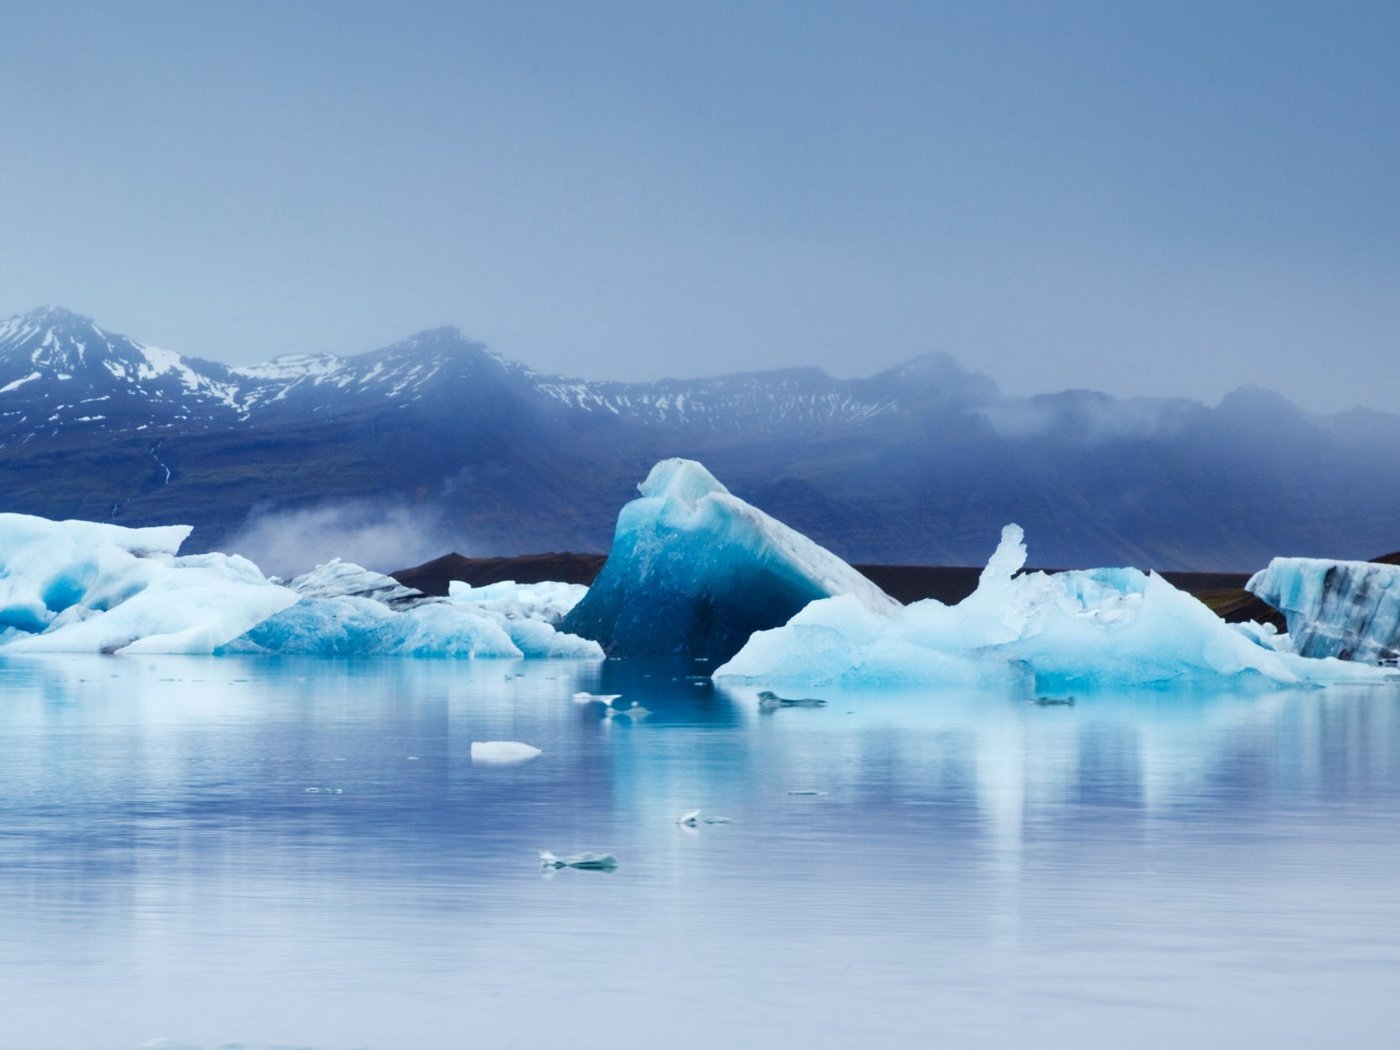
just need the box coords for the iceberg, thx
[0,510,601,659]
[561,458,899,660]
[1247,557,1400,664]
[226,569,603,659]
[715,525,1395,691]
[0,513,297,654]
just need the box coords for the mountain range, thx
[2,305,1397,572]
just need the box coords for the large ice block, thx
[1247,557,1400,664]
[561,459,900,659]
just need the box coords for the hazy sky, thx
[2,1,1397,411]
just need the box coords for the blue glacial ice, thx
[715,524,1396,691]
[0,514,297,654]
[561,458,900,659]
[1248,557,1400,664]
[0,514,600,659]
[226,564,603,658]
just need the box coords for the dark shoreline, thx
[392,551,1289,628]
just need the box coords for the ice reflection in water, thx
[0,655,1397,1049]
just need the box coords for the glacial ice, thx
[1248,557,1400,665]
[715,525,1395,691]
[0,513,297,654]
[561,458,900,660]
[0,511,601,659]
[470,741,543,764]
[226,574,603,659]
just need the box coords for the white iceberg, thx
[0,514,297,654]
[470,741,543,764]
[562,458,899,660]
[715,524,1395,691]
[0,510,601,659]
[1248,557,1400,664]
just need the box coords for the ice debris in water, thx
[572,691,624,705]
[0,510,603,659]
[470,741,543,764]
[757,690,826,708]
[602,700,649,720]
[225,564,603,659]
[539,850,618,871]
[1248,557,1400,665]
[676,809,732,826]
[715,524,1397,691]
[561,458,899,661]
[0,513,296,654]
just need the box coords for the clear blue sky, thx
[2,1,1397,411]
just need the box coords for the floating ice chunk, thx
[602,701,650,720]
[1248,557,1400,664]
[470,741,542,764]
[539,850,618,871]
[561,458,899,660]
[757,690,827,709]
[572,691,623,705]
[716,524,1396,691]
[449,579,589,624]
[0,512,296,654]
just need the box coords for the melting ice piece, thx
[539,850,618,871]
[0,512,297,654]
[715,524,1396,691]
[471,741,543,764]
[561,458,900,661]
[602,701,650,720]
[572,691,624,705]
[1248,557,1400,664]
[225,576,604,659]
[756,690,827,708]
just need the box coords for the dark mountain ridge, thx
[2,306,1397,572]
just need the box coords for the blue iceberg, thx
[1248,557,1400,664]
[0,512,601,659]
[0,513,297,654]
[715,525,1395,691]
[561,458,900,659]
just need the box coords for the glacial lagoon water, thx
[1,656,1399,1049]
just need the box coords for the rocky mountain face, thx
[2,306,1397,571]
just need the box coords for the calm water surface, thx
[0,655,1398,1049]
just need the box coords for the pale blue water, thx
[1,656,1398,1049]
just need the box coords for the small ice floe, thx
[470,741,543,764]
[304,787,344,795]
[539,850,618,871]
[572,691,623,705]
[676,809,733,827]
[787,789,827,797]
[603,701,650,720]
[1030,696,1076,707]
[757,690,826,709]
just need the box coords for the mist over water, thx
[1,656,1397,1049]
[225,500,457,578]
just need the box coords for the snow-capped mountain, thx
[2,305,1398,572]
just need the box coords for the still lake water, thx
[0,655,1398,1049]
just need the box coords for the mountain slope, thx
[1,306,1397,571]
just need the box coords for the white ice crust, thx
[715,524,1394,691]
